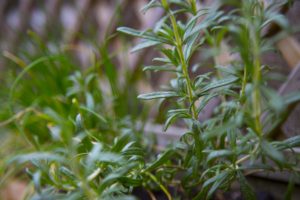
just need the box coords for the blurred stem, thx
[240,67,247,101]
[144,171,172,200]
[235,143,259,165]
[242,0,262,136]
[0,108,34,127]
[251,27,262,137]
[161,0,169,10]
[188,0,197,14]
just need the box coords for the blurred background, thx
[0,1,166,199]
[0,0,175,124]
[0,0,162,75]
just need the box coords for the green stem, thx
[169,14,197,120]
[144,171,173,200]
[240,67,247,101]
[252,30,262,137]
[188,0,197,14]
[167,4,202,159]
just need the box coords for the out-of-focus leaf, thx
[146,149,176,171]
[283,92,300,105]
[272,135,300,150]
[79,105,107,123]
[262,140,285,165]
[100,46,118,96]
[207,171,232,198]
[33,171,42,194]
[207,149,233,163]
[262,87,285,114]
[262,12,289,30]
[195,170,231,199]
[237,171,256,200]
[98,163,137,194]
[215,65,237,75]
[75,113,83,131]
[9,152,64,164]
[112,134,131,152]
[202,120,235,140]
[284,177,295,200]
[10,55,62,101]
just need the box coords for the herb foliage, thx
[1,0,300,199]
[118,0,300,199]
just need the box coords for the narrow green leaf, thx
[9,152,64,164]
[196,93,218,114]
[202,121,234,140]
[197,77,238,97]
[131,40,160,52]
[164,109,190,131]
[207,150,233,163]
[94,152,123,163]
[207,171,231,198]
[215,65,237,75]
[98,164,137,194]
[262,140,285,164]
[117,27,170,44]
[79,105,107,123]
[10,55,62,102]
[184,9,210,36]
[146,149,176,171]
[283,92,300,105]
[273,135,300,150]
[33,171,42,194]
[100,46,118,96]
[237,171,256,200]
[262,87,285,114]
[283,135,300,148]
[152,57,171,63]
[112,134,131,152]
[143,65,178,73]
[284,177,295,200]
[138,91,180,100]
[141,0,160,13]
[117,27,147,37]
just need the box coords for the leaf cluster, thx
[119,0,300,199]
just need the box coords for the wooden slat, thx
[64,0,93,43]
[7,0,34,53]
[276,36,300,68]
[40,0,61,40]
[0,0,8,37]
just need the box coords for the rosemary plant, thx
[2,0,300,199]
[118,0,300,199]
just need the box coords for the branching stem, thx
[169,13,197,120]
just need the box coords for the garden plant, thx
[1,0,300,199]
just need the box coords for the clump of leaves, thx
[118,0,300,199]
[0,34,170,199]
